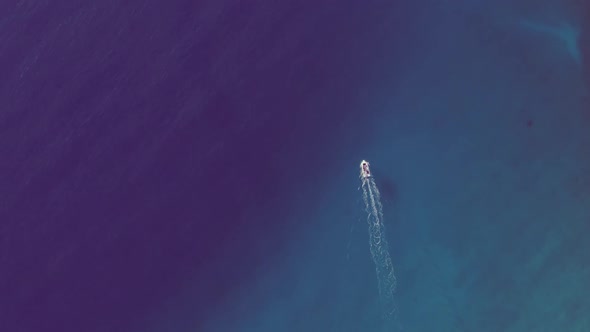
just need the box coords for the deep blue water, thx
[2,1,590,332]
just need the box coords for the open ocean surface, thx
[1,1,589,331]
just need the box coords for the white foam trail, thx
[360,160,398,322]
